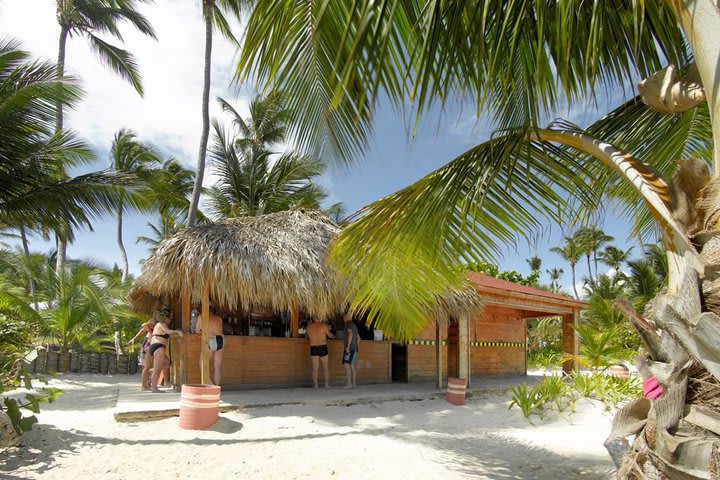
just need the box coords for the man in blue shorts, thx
[342,312,360,388]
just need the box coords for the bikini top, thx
[153,333,170,339]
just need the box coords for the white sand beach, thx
[2,375,615,480]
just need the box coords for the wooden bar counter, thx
[172,335,392,389]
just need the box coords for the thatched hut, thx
[130,210,346,319]
[129,209,577,390]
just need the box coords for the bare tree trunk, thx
[117,199,128,282]
[20,226,39,311]
[54,26,69,278]
[187,3,214,227]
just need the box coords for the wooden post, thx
[200,282,211,384]
[562,310,580,374]
[178,288,190,387]
[457,313,469,384]
[435,318,443,389]
[291,301,299,338]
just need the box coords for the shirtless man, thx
[307,318,335,388]
[196,308,224,386]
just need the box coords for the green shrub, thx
[527,347,562,369]
[508,383,547,419]
[536,375,570,411]
[1,369,62,435]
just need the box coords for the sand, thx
[1,375,615,480]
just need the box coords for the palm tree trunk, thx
[187,3,214,227]
[570,263,579,300]
[55,235,67,277]
[593,250,599,278]
[585,254,592,281]
[55,26,68,132]
[117,199,128,282]
[54,26,70,277]
[20,226,39,311]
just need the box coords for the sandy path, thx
[1,375,615,479]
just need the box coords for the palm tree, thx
[206,95,327,219]
[53,0,157,275]
[598,245,633,275]
[589,228,614,277]
[0,40,124,247]
[545,267,564,293]
[526,256,542,274]
[186,0,245,227]
[109,129,159,282]
[238,4,720,474]
[325,202,348,225]
[550,238,581,300]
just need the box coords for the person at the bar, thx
[127,313,157,390]
[342,312,360,388]
[196,306,225,386]
[148,307,183,392]
[307,318,335,388]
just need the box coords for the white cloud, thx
[0,1,247,180]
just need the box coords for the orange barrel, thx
[609,365,629,379]
[179,384,221,430]
[446,377,467,405]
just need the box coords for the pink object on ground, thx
[643,377,663,400]
[179,384,221,429]
[446,377,467,405]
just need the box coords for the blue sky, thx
[0,1,644,293]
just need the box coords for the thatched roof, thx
[129,210,347,319]
[129,209,484,322]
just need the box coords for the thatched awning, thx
[129,210,347,319]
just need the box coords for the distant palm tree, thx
[627,258,664,312]
[598,245,633,275]
[109,129,159,282]
[325,202,348,225]
[207,95,327,218]
[526,256,542,274]
[186,0,245,227]
[545,267,564,293]
[53,0,157,275]
[550,238,581,299]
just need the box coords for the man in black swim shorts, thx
[307,318,335,388]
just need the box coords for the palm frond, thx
[88,34,144,96]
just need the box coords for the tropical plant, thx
[562,324,628,371]
[38,262,134,352]
[0,41,125,254]
[550,238,582,299]
[526,256,542,274]
[598,245,633,275]
[53,0,157,275]
[206,95,327,219]
[186,0,245,227]
[626,258,664,313]
[546,267,564,293]
[109,129,159,281]
[239,2,720,474]
[573,227,614,280]
[508,383,547,420]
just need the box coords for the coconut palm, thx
[238,3,720,474]
[206,95,327,219]
[550,238,581,300]
[526,256,542,275]
[186,0,246,227]
[598,245,633,275]
[53,0,157,275]
[546,267,564,293]
[109,129,159,282]
[0,40,125,246]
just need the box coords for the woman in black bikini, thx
[149,308,183,393]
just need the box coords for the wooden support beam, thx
[200,282,211,384]
[435,319,443,389]
[291,301,299,338]
[178,288,190,387]
[457,313,470,384]
[562,310,580,374]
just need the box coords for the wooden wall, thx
[174,335,391,388]
[406,305,527,382]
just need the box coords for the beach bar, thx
[129,210,395,388]
[129,210,582,390]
